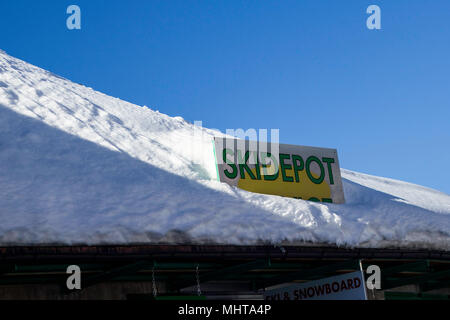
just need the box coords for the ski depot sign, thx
[213,138,345,204]
[264,271,367,300]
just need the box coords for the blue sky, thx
[1,0,449,193]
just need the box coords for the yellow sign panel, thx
[213,138,345,204]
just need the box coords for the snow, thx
[0,50,449,249]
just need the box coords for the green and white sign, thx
[213,137,345,204]
[264,271,367,300]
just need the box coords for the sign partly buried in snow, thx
[263,271,367,300]
[213,137,345,204]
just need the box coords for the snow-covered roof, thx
[0,50,449,249]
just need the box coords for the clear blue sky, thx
[1,0,449,193]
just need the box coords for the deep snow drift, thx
[0,50,449,249]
